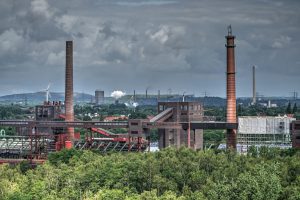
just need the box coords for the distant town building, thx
[266,100,278,108]
[258,101,277,108]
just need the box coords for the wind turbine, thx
[182,92,186,102]
[44,83,51,102]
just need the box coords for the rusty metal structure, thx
[0,119,237,163]
[226,25,237,149]
[65,41,74,147]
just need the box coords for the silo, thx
[95,90,104,105]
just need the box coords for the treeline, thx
[205,104,300,120]
[1,147,300,200]
[74,104,157,121]
[203,130,225,149]
[0,105,32,120]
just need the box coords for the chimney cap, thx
[228,25,232,36]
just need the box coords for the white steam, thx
[125,95,139,108]
[111,90,126,99]
[125,102,139,108]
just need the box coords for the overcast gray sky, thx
[0,0,299,97]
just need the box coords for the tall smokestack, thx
[134,90,136,102]
[252,66,256,105]
[225,25,237,149]
[158,90,160,102]
[65,41,74,147]
[146,89,148,99]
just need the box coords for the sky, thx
[0,0,299,97]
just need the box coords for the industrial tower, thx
[226,25,237,149]
[65,41,75,148]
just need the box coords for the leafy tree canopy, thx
[0,147,300,200]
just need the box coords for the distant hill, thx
[0,92,298,107]
[0,93,227,106]
[0,92,94,104]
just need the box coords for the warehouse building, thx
[237,116,296,152]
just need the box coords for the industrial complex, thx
[0,27,299,165]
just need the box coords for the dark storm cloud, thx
[98,22,117,39]
[0,0,299,97]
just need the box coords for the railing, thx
[0,120,128,128]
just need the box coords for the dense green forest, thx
[1,147,300,200]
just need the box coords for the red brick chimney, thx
[65,41,74,147]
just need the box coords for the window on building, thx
[159,105,164,111]
[294,124,300,130]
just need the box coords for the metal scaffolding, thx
[237,116,295,152]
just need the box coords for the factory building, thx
[237,116,296,152]
[157,102,204,150]
[35,101,63,121]
[95,90,104,105]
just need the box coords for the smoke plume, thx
[111,90,126,99]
